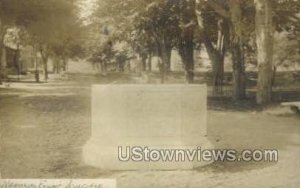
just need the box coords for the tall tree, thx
[195,0,251,98]
[177,0,197,83]
[229,0,247,100]
[0,0,26,83]
[255,0,274,105]
[24,0,81,82]
[0,0,81,83]
[96,0,180,82]
[132,1,180,82]
[195,0,230,94]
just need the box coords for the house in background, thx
[2,44,39,77]
[0,27,54,81]
[4,45,20,75]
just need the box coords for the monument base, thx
[82,137,213,170]
[83,84,212,170]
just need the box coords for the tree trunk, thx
[158,38,172,84]
[230,0,246,100]
[232,43,246,100]
[39,45,50,82]
[195,2,229,94]
[0,24,6,85]
[141,55,147,72]
[33,46,40,83]
[204,18,229,95]
[204,39,225,94]
[0,45,7,84]
[160,48,169,84]
[101,61,107,75]
[271,66,277,87]
[210,52,224,94]
[61,55,68,72]
[179,30,195,84]
[53,56,59,74]
[43,57,48,82]
[184,36,194,84]
[16,44,21,81]
[255,0,274,105]
[62,57,67,71]
[0,21,3,85]
[147,51,152,72]
[165,49,172,72]
[0,44,4,85]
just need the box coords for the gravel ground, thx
[0,73,300,187]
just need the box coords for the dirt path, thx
[0,73,299,187]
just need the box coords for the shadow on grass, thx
[195,160,277,174]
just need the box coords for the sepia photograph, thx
[0,0,299,187]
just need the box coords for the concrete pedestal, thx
[83,84,213,170]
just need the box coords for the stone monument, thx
[83,84,212,170]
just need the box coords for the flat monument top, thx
[92,84,207,89]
